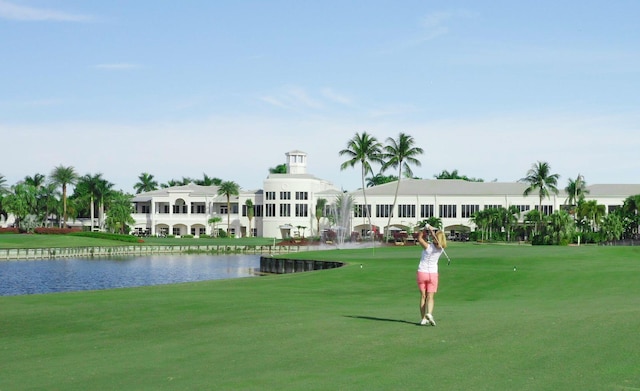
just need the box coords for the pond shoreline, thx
[1,244,302,261]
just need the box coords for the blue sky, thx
[1,0,639,192]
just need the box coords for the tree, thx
[339,132,384,241]
[245,199,254,237]
[520,161,559,234]
[548,210,575,245]
[315,198,327,236]
[208,216,222,237]
[217,181,240,235]
[381,132,423,240]
[600,211,624,242]
[104,191,135,234]
[565,174,589,212]
[621,195,640,238]
[195,173,222,186]
[269,164,287,174]
[24,173,46,188]
[49,165,78,227]
[75,173,108,231]
[3,183,38,229]
[434,169,484,182]
[366,173,398,187]
[134,172,159,194]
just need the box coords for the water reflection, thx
[0,254,260,296]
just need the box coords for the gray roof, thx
[132,183,235,202]
[349,179,640,198]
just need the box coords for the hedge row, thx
[34,227,83,235]
[69,231,143,244]
[0,227,19,234]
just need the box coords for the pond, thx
[0,254,260,296]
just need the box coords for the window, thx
[265,191,276,200]
[265,204,276,217]
[255,205,263,217]
[439,204,457,218]
[376,204,393,218]
[295,191,308,200]
[191,203,206,214]
[280,203,291,217]
[536,205,553,215]
[420,204,434,218]
[354,204,371,218]
[462,204,479,218]
[232,205,238,214]
[608,205,619,214]
[398,204,415,218]
[242,204,256,217]
[280,191,291,200]
[484,204,501,210]
[295,204,308,217]
[172,227,181,236]
[514,205,530,213]
[141,205,150,213]
[220,205,228,214]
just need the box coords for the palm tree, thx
[75,173,106,231]
[245,199,254,237]
[269,164,287,174]
[49,165,78,227]
[339,132,384,240]
[0,174,8,195]
[520,161,560,234]
[315,198,327,236]
[217,181,240,235]
[434,169,484,182]
[104,191,135,234]
[381,132,423,240]
[366,173,398,187]
[195,173,222,186]
[134,172,159,194]
[565,174,589,212]
[208,216,222,237]
[24,173,46,188]
[622,195,640,239]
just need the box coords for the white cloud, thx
[0,0,91,22]
[320,88,353,106]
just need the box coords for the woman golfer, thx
[416,224,447,326]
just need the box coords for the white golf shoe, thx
[426,313,436,326]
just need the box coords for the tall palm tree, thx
[315,198,327,236]
[217,181,240,235]
[565,174,589,212]
[76,173,105,231]
[381,132,423,240]
[49,165,78,227]
[96,178,115,230]
[339,132,384,240]
[245,199,254,237]
[520,161,560,234]
[134,172,159,194]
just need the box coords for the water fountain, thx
[325,193,354,248]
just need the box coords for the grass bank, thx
[1,244,639,390]
[0,233,275,249]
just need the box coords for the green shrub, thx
[69,231,141,244]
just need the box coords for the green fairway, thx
[1,244,639,390]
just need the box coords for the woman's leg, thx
[427,292,435,315]
[420,291,427,319]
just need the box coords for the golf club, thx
[443,249,451,265]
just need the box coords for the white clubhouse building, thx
[131,150,640,239]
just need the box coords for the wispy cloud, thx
[259,86,324,110]
[321,88,353,106]
[94,63,142,71]
[0,0,92,22]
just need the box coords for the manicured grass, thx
[0,234,275,249]
[1,244,639,390]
